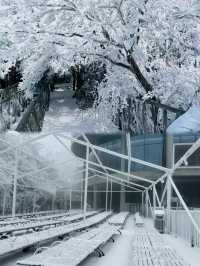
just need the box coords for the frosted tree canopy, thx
[0,0,200,107]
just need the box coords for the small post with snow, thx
[83,144,89,221]
[12,148,19,218]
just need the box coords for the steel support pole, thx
[110,180,113,211]
[141,192,144,216]
[83,145,89,221]
[69,190,72,211]
[80,179,83,210]
[2,187,7,216]
[126,132,131,182]
[166,175,172,233]
[12,148,18,218]
[65,191,68,210]
[105,175,109,211]
[52,193,55,211]
[33,190,36,213]
[145,190,149,217]
[153,185,156,218]
[120,133,126,211]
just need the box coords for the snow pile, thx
[167,106,200,135]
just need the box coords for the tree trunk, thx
[127,55,153,93]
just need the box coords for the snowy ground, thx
[82,216,200,266]
[165,233,200,266]
[82,215,134,266]
[1,215,200,266]
[42,84,118,134]
[144,219,200,266]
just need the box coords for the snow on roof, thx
[167,106,200,135]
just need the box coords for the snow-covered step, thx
[0,211,99,236]
[108,212,129,227]
[0,211,111,259]
[17,220,118,266]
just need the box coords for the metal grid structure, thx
[0,130,199,244]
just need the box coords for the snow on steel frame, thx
[0,129,199,240]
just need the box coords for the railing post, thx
[83,144,89,221]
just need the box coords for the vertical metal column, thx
[141,192,144,216]
[12,148,18,218]
[69,190,72,211]
[83,145,89,221]
[33,190,36,213]
[80,179,83,210]
[120,133,126,211]
[2,187,7,216]
[52,193,55,211]
[153,185,156,218]
[126,132,131,182]
[105,176,109,211]
[93,184,97,210]
[145,190,149,218]
[110,180,113,211]
[166,175,172,233]
[65,191,68,210]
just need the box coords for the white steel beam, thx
[58,133,170,173]
[56,134,153,184]
[83,145,89,221]
[91,172,141,191]
[88,167,143,192]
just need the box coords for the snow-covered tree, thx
[0,0,200,131]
